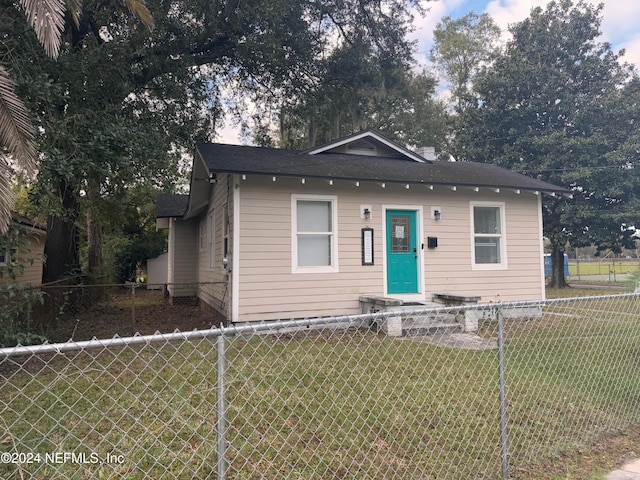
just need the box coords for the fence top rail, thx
[35,281,228,289]
[1,292,637,358]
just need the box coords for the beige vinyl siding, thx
[423,192,543,301]
[234,176,545,322]
[0,229,46,288]
[167,218,198,297]
[196,175,232,317]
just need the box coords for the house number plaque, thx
[361,228,374,265]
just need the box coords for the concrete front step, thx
[360,296,481,337]
[400,312,462,336]
[403,321,463,337]
[377,310,465,337]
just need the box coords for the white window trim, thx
[291,194,339,274]
[199,218,207,252]
[222,204,230,260]
[470,201,507,270]
[207,208,215,270]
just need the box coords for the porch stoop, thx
[359,296,464,337]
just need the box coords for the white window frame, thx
[207,208,215,270]
[222,204,230,261]
[291,194,338,273]
[199,217,207,252]
[470,201,507,270]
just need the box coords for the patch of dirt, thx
[402,332,498,350]
[513,424,640,479]
[44,289,225,343]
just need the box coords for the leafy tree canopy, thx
[430,11,501,113]
[452,0,640,286]
[2,0,431,281]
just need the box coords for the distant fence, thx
[1,294,639,479]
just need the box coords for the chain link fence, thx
[1,293,639,479]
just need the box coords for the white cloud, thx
[598,1,640,46]
[411,0,468,65]
[618,35,640,69]
[216,122,244,145]
[482,0,639,70]
[484,0,546,31]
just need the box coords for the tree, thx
[452,0,638,287]
[252,33,446,152]
[0,0,153,234]
[430,12,501,113]
[3,0,431,282]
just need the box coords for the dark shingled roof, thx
[156,194,189,218]
[195,143,570,195]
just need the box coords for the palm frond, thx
[65,0,82,29]
[0,161,14,234]
[0,67,37,175]
[123,0,154,30]
[18,0,66,58]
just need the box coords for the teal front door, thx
[386,210,419,294]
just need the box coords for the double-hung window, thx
[471,202,507,269]
[292,195,338,273]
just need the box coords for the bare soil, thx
[44,288,225,343]
[513,424,640,479]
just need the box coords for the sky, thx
[218,0,640,144]
[412,0,640,68]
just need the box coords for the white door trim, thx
[382,204,424,301]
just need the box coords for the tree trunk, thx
[86,209,102,276]
[42,181,80,283]
[547,245,569,288]
[85,177,104,280]
[308,118,317,148]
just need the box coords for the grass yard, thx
[1,291,639,479]
[568,259,640,276]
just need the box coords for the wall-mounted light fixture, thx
[361,205,373,220]
[433,209,441,220]
[431,206,442,221]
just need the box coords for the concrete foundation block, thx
[384,316,403,337]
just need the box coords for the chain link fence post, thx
[497,305,509,480]
[217,329,227,480]
[131,283,136,336]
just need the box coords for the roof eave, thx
[227,170,571,196]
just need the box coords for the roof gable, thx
[302,129,429,163]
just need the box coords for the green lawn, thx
[568,260,640,276]
[1,294,640,479]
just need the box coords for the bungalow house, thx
[157,129,569,323]
[0,213,47,288]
